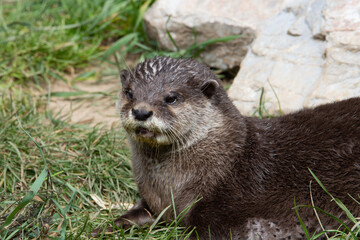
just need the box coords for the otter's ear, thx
[200,79,219,98]
[120,69,130,85]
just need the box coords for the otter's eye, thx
[124,89,133,100]
[164,93,178,105]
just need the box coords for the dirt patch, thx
[47,79,120,128]
[45,56,140,128]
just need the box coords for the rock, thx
[144,0,360,115]
[228,0,360,116]
[229,0,326,115]
[305,0,325,38]
[288,16,308,36]
[144,0,286,69]
[305,0,360,106]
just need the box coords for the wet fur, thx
[95,56,360,239]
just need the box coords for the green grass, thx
[0,0,239,87]
[0,90,139,239]
[0,1,211,238]
[0,90,193,239]
[0,0,154,85]
[294,170,360,240]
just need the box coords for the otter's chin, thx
[126,127,171,146]
[154,134,172,145]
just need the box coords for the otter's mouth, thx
[135,127,156,138]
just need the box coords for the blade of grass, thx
[100,33,138,59]
[17,118,47,167]
[295,204,357,239]
[187,34,242,53]
[72,216,89,240]
[144,205,171,238]
[133,0,153,32]
[165,16,180,52]
[0,166,48,231]
[309,180,329,239]
[49,91,90,97]
[294,197,311,239]
[267,78,282,115]
[52,188,77,240]
[309,169,357,224]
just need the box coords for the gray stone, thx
[305,0,326,38]
[229,0,360,116]
[144,0,286,69]
[144,0,360,115]
[288,16,309,36]
[229,1,326,115]
[304,0,360,107]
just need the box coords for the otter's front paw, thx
[91,198,153,238]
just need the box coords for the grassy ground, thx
[0,0,237,86]
[0,89,193,239]
[0,90,136,239]
[0,0,149,85]
[0,0,188,239]
[1,0,359,240]
[0,0,227,239]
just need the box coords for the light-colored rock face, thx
[229,0,360,116]
[304,0,360,108]
[145,0,360,116]
[144,0,286,69]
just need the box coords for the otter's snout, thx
[132,108,153,121]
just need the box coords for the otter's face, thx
[117,57,219,146]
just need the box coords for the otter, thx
[93,56,360,239]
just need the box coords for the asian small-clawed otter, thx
[93,56,360,239]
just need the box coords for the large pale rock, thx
[144,0,287,69]
[229,0,360,116]
[305,0,360,106]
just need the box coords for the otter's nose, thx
[132,109,153,121]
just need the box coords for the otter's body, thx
[109,57,360,239]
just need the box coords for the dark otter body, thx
[95,57,360,239]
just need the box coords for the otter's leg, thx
[91,198,153,237]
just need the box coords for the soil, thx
[45,55,140,128]
[48,78,121,128]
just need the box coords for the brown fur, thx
[92,56,360,239]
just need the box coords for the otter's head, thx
[117,56,224,147]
